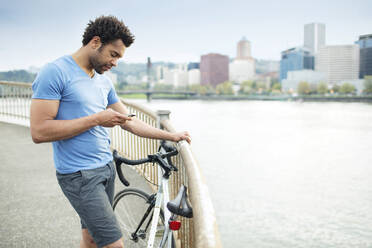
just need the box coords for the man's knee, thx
[81,229,97,248]
[103,238,124,248]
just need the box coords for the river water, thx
[130,99,372,248]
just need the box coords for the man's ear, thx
[90,36,102,49]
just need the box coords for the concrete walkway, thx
[0,122,151,247]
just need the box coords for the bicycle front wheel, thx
[113,188,166,248]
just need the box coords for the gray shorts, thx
[56,161,122,248]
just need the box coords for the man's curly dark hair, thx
[82,15,135,47]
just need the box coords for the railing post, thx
[156,109,184,248]
[146,92,152,102]
[156,110,170,188]
[156,110,171,129]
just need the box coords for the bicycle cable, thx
[141,162,161,187]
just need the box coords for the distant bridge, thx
[116,90,198,101]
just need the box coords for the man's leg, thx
[81,229,97,248]
[57,164,122,248]
[78,163,122,247]
[80,229,124,248]
[102,237,124,248]
[102,162,124,248]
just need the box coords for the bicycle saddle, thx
[167,185,193,218]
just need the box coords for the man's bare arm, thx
[108,101,191,143]
[30,99,131,143]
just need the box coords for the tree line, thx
[0,70,36,83]
[180,76,372,96]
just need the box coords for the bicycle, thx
[112,141,193,248]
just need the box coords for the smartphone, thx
[127,114,136,117]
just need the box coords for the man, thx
[30,15,191,248]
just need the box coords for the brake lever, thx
[166,155,178,171]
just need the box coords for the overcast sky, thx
[0,0,371,71]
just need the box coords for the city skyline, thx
[0,0,371,71]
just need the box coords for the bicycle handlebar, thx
[113,143,178,186]
[113,151,151,165]
[113,150,151,186]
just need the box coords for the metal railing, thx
[0,81,32,127]
[161,120,222,248]
[0,81,222,248]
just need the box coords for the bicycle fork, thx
[148,175,175,248]
[147,181,164,248]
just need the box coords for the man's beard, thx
[90,54,108,74]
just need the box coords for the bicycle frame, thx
[147,176,172,248]
[113,143,191,248]
[147,147,173,248]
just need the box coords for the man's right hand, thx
[95,109,132,127]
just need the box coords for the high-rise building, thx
[237,37,251,59]
[176,63,188,72]
[200,53,229,87]
[188,69,200,85]
[187,62,200,71]
[255,60,280,74]
[355,34,372,78]
[229,60,255,83]
[280,47,314,81]
[230,37,255,83]
[163,69,188,88]
[304,23,326,54]
[155,65,168,83]
[315,45,359,84]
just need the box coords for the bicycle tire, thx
[113,188,174,248]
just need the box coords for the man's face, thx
[90,39,126,74]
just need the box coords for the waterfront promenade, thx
[0,122,151,247]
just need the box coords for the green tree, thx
[297,81,311,95]
[339,83,355,94]
[256,81,267,94]
[216,81,234,95]
[190,84,199,92]
[363,76,372,94]
[309,83,318,94]
[317,82,328,95]
[331,84,340,94]
[153,83,174,91]
[270,82,282,95]
[239,80,255,94]
[116,80,128,90]
[271,83,281,91]
[190,84,215,95]
[123,82,148,91]
[0,70,36,83]
[270,79,279,89]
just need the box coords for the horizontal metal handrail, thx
[0,81,32,87]
[121,99,158,119]
[161,119,222,248]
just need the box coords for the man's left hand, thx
[172,131,191,144]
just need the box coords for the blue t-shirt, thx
[32,55,119,174]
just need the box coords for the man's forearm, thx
[31,114,98,143]
[122,118,175,141]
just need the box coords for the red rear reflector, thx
[169,220,181,230]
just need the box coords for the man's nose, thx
[111,59,118,67]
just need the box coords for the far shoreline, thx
[120,94,372,103]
